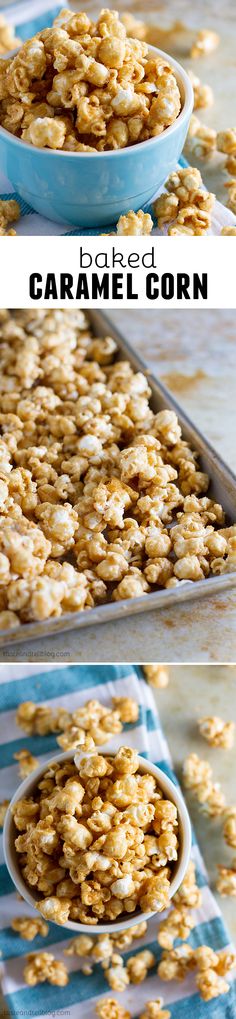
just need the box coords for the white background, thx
[1,236,235,308]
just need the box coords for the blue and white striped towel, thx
[0,662,235,1018]
[1,3,236,236]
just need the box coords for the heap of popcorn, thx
[0,309,236,631]
[0,8,181,152]
[12,745,179,925]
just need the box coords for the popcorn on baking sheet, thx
[0,308,235,630]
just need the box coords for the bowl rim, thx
[0,43,193,159]
[3,748,192,935]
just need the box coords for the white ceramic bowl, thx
[4,750,191,934]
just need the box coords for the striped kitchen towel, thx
[0,662,235,1019]
[0,5,236,236]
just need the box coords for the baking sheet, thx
[0,309,236,647]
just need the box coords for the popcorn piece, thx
[105,961,130,991]
[221,226,236,235]
[57,728,95,752]
[216,128,236,155]
[23,117,67,150]
[223,809,236,849]
[224,179,236,215]
[194,946,236,1000]
[16,701,56,736]
[0,198,20,236]
[158,943,195,981]
[185,116,216,159]
[96,1001,131,1019]
[225,152,236,175]
[216,948,236,976]
[140,873,171,913]
[38,897,71,925]
[116,210,153,236]
[183,753,226,816]
[169,204,212,236]
[176,943,236,1001]
[111,696,139,723]
[196,967,229,1000]
[153,192,179,228]
[11,916,49,940]
[126,949,155,983]
[113,745,139,774]
[157,906,195,949]
[188,70,213,110]
[143,665,169,688]
[140,1000,171,1019]
[23,951,69,986]
[121,13,147,40]
[173,860,202,909]
[0,799,10,826]
[190,30,219,59]
[113,570,149,601]
[198,716,235,749]
[14,749,39,778]
[154,166,214,235]
[64,934,94,956]
[0,15,21,54]
[216,863,236,896]
[0,610,20,630]
[165,165,202,198]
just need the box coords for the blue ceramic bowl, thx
[0,46,193,228]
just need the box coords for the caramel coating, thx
[13,747,178,925]
[0,309,234,631]
[0,10,181,152]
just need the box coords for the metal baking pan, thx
[0,309,236,647]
